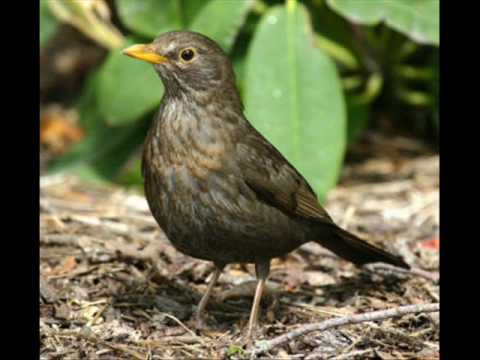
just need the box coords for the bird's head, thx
[123,31,239,102]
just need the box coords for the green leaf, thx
[346,96,369,144]
[430,51,439,131]
[244,2,346,200]
[233,55,246,95]
[50,111,150,181]
[226,344,244,356]
[180,0,207,25]
[96,37,164,125]
[40,1,58,47]
[100,0,254,125]
[50,69,152,180]
[189,0,254,52]
[327,0,439,46]
[117,0,183,38]
[88,119,150,180]
[309,0,362,65]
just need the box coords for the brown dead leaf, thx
[62,256,78,272]
[41,215,66,231]
[47,256,78,275]
[40,108,84,155]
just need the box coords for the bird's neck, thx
[159,85,244,131]
[147,94,245,161]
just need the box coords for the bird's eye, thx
[180,48,196,62]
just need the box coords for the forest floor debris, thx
[40,133,439,359]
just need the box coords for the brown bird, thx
[123,31,408,340]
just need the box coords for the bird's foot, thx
[243,321,258,348]
[245,335,255,349]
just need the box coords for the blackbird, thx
[123,31,409,339]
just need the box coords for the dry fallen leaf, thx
[50,255,77,275]
[40,106,84,155]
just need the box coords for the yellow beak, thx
[122,44,167,64]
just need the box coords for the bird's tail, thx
[315,225,409,269]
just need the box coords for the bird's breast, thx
[144,112,238,215]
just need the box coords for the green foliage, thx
[42,0,439,198]
[190,0,254,52]
[346,96,370,144]
[49,73,151,181]
[245,2,345,200]
[117,0,184,38]
[226,344,245,356]
[40,1,58,47]
[97,37,164,125]
[96,1,253,126]
[327,0,439,45]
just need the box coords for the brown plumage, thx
[123,31,408,340]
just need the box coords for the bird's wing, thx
[236,123,333,223]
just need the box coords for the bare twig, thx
[40,233,82,247]
[139,336,202,346]
[367,322,437,349]
[45,330,146,360]
[157,312,203,343]
[251,303,439,357]
[364,262,439,283]
[47,265,99,279]
[87,299,111,326]
[326,349,374,360]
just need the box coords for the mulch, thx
[40,132,439,359]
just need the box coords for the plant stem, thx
[315,33,359,70]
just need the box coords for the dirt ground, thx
[40,133,439,359]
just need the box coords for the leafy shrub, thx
[41,0,439,200]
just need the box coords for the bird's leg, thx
[246,260,271,343]
[195,263,224,327]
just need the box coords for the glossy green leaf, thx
[244,3,346,200]
[189,0,254,52]
[99,0,255,125]
[180,0,206,25]
[117,0,183,38]
[96,38,164,125]
[40,1,58,47]
[327,0,439,46]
